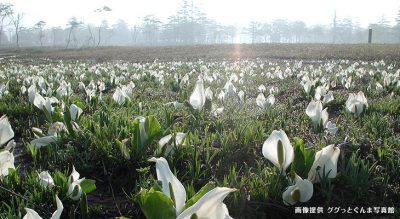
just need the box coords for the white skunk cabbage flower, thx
[258,84,266,93]
[23,208,42,219]
[37,171,55,188]
[119,138,131,160]
[189,79,206,110]
[149,157,235,218]
[177,187,236,219]
[30,136,57,149]
[262,130,294,172]
[136,116,149,146]
[224,81,236,96]
[217,90,225,102]
[23,195,63,219]
[0,150,15,177]
[308,144,340,183]
[85,88,96,103]
[158,133,187,156]
[205,87,213,100]
[345,91,368,116]
[282,174,313,205]
[148,157,187,214]
[256,93,275,109]
[30,122,67,149]
[301,76,313,96]
[376,82,383,92]
[68,165,80,184]
[67,165,84,201]
[113,87,130,105]
[306,100,328,129]
[48,122,67,136]
[314,86,326,101]
[164,101,184,110]
[68,179,84,201]
[269,86,279,95]
[70,104,83,121]
[211,105,224,117]
[325,121,338,135]
[0,115,14,146]
[322,91,334,105]
[28,85,37,103]
[238,90,245,102]
[50,195,64,219]
[33,93,53,114]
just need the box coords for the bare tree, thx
[66,17,82,49]
[332,10,337,43]
[11,13,23,47]
[86,24,96,47]
[51,27,62,47]
[130,25,138,45]
[0,3,13,46]
[35,20,46,47]
[94,6,111,47]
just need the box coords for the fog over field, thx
[1,0,400,47]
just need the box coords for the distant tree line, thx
[1,1,400,48]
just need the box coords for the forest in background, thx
[1,0,400,48]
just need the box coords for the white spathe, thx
[48,122,67,136]
[113,87,130,105]
[0,115,14,146]
[33,92,54,114]
[23,208,42,219]
[177,187,236,219]
[67,165,84,201]
[50,195,64,219]
[164,101,185,110]
[282,174,313,205]
[306,100,328,129]
[37,171,55,188]
[68,179,84,201]
[322,91,334,105]
[205,87,213,100]
[0,150,15,177]
[158,133,187,156]
[149,157,187,214]
[189,79,206,110]
[70,104,83,121]
[256,93,275,109]
[30,136,57,149]
[68,165,80,184]
[325,121,338,135]
[262,130,294,172]
[308,144,341,183]
[22,195,63,219]
[345,91,368,116]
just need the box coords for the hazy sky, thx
[6,0,400,28]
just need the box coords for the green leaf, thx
[145,115,161,140]
[292,138,315,179]
[80,192,89,219]
[115,139,123,151]
[115,139,130,159]
[151,180,164,192]
[136,189,176,219]
[64,105,76,137]
[54,171,68,193]
[28,143,37,158]
[42,105,52,122]
[80,179,96,194]
[183,182,215,211]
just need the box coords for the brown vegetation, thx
[2,43,400,63]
